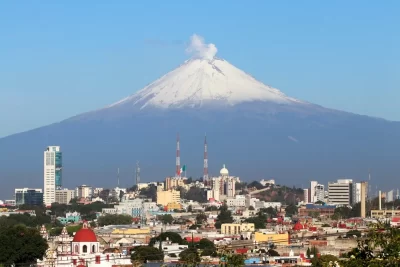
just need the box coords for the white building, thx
[111,187,127,200]
[76,185,92,199]
[254,201,281,210]
[207,164,238,201]
[328,179,353,205]
[226,195,246,207]
[310,181,318,203]
[315,184,325,202]
[260,179,275,186]
[44,146,62,206]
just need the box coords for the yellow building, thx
[221,223,255,235]
[254,232,289,245]
[157,190,180,206]
[111,228,150,235]
[166,202,182,211]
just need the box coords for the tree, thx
[188,205,193,212]
[226,254,245,267]
[158,214,173,225]
[139,185,157,201]
[247,181,264,190]
[312,254,339,267]
[205,206,218,211]
[342,222,400,266]
[215,204,233,229]
[97,214,132,226]
[185,187,207,203]
[149,232,185,246]
[244,215,266,229]
[285,204,298,217]
[0,224,48,266]
[332,206,352,220]
[131,246,163,263]
[179,247,200,265]
[196,213,207,225]
[268,249,280,256]
[346,230,361,238]
[248,205,255,210]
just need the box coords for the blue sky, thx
[0,1,399,137]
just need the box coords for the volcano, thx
[0,57,399,196]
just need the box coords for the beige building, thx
[254,231,289,245]
[221,223,255,235]
[55,189,75,204]
[157,190,180,206]
[165,177,186,190]
[371,209,400,219]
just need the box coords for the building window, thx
[92,245,96,253]
[83,245,87,253]
[75,245,79,253]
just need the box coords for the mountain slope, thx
[0,57,399,198]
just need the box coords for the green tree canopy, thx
[215,204,233,229]
[131,246,164,263]
[285,204,298,217]
[158,214,173,225]
[196,213,207,225]
[179,247,200,265]
[149,231,185,246]
[0,224,48,266]
[184,187,207,203]
[97,214,132,226]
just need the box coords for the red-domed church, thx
[37,222,131,267]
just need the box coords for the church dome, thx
[220,164,229,176]
[72,222,97,242]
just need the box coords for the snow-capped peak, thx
[108,57,303,110]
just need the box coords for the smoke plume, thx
[186,34,217,60]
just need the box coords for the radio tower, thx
[176,133,180,177]
[203,134,209,186]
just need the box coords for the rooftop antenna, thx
[135,161,140,190]
[203,134,209,186]
[368,169,371,200]
[117,167,120,187]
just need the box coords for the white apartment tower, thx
[44,146,62,206]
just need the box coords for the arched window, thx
[92,245,96,253]
[83,245,87,253]
[75,245,79,253]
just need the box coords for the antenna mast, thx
[117,168,120,187]
[135,161,140,190]
[203,134,209,186]
[176,133,180,177]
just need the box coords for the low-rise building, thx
[58,212,81,225]
[55,189,75,205]
[254,201,281,210]
[221,223,255,235]
[254,231,289,245]
[298,204,336,217]
[15,188,43,206]
[226,195,246,207]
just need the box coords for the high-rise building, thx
[360,181,368,218]
[328,179,353,206]
[387,190,394,202]
[315,184,325,202]
[310,181,318,203]
[44,146,62,206]
[303,189,310,203]
[156,190,180,206]
[15,188,43,206]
